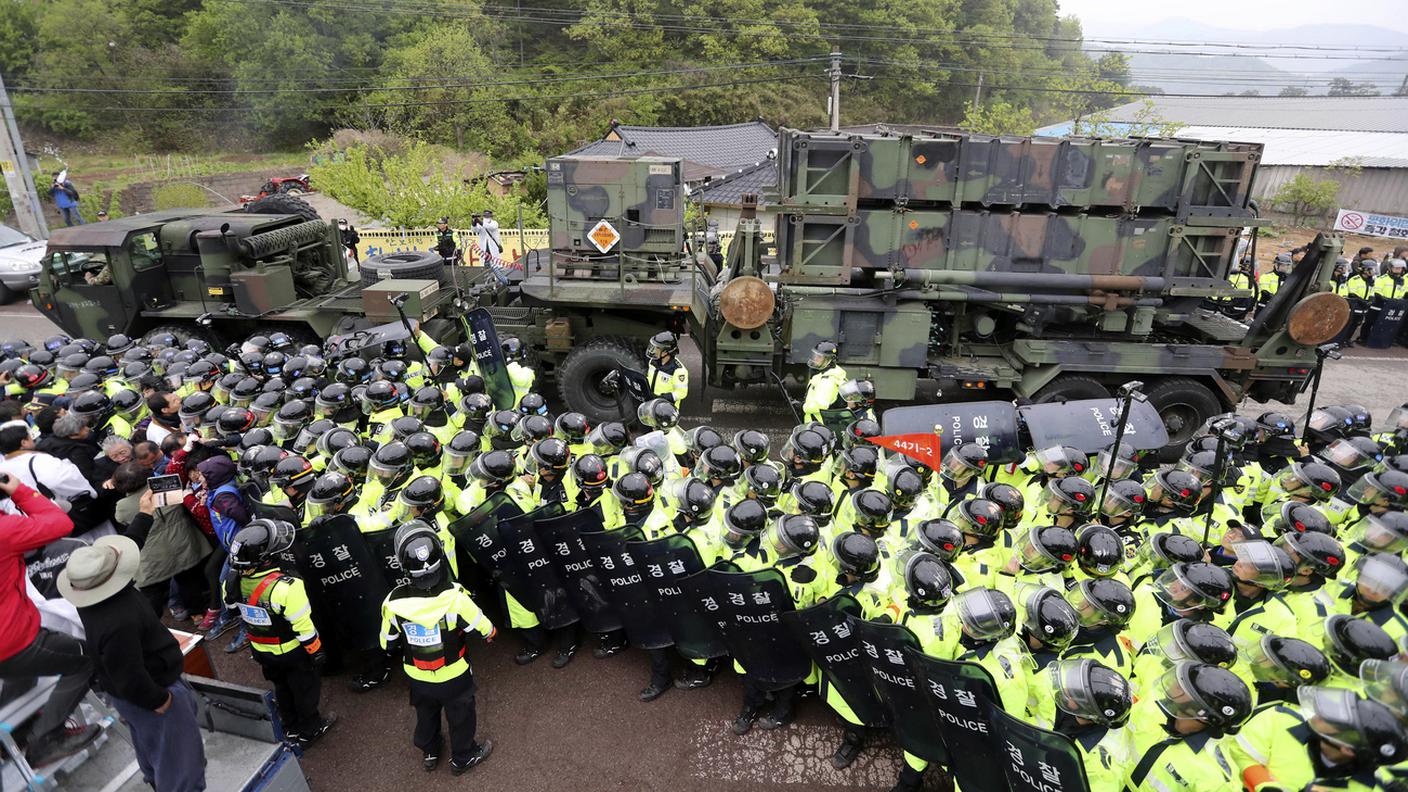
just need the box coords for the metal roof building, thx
[1038,96,1408,216]
[566,120,778,184]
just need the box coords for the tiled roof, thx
[694,160,777,206]
[567,121,778,181]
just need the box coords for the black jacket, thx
[35,434,101,484]
[75,585,183,710]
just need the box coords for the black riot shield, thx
[990,705,1092,792]
[817,407,859,437]
[783,595,888,727]
[465,308,516,411]
[848,617,948,764]
[629,534,727,660]
[695,568,810,691]
[904,648,1006,792]
[497,503,577,629]
[619,366,653,411]
[1019,398,1169,455]
[880,401,1023,465]
[26,538,88,600]
[362,527,411,590]
[296,514,390,651]
[1367,298,1407,349]
[534,508,622,634]
[578,527,673,650]
[447,491,529,594]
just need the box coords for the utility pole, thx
[0,72,47,239]
[971,72,984,114]
[828,51,842,132]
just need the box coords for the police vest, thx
[229,571,301,654]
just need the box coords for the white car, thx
[0,224,45,303]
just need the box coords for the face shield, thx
[941,445,985,486]
[1153,662,1232,724]
[1356,555,1408,608]
[1390,405,1408,433]
[1048,659,1127,726]
[1323,438,1380,473]
[368,457,407,488]
[1279,464,1336,503]
[806,348,830,370]
[1066,580,1131,628]
[1040,479,1086,517]
[954,589,1015,642]
[1361,659,1408,717]
[1018,525,1075,573]
[443,446,477,477]
[1230,541,1293,591]
[179,411,202,432]
[1100,485,1143,521]
[1354,515,1408,555]
[762,516,816,561]
[1034,446,1085,477]
[1095,444,1140,481]
[1152,565,1224,612]
[271,414,305,443]
[1348,474,1405,510]
[1298,686,1369,752]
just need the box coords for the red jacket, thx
[0,484,75,661]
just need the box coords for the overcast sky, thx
[1060,0,1408,37]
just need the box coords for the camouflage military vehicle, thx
[479,127,1350,456]
[33,195,464,346]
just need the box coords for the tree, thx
[1278,85,1310,97]
[1327,77,1380,97]
[1272,172,1339,227]
[959,101,1037,135]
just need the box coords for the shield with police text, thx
[694,568,809,691]
[465,308,516,411]
[1367,298,1407,349]
[1020,398,1169,455]
[629,534,727,660]
[448,492,532,598]
[783,594,889,727]
[497,504,577,629]
[989,704,1092,792]
[904,648,1005,792]
[880,401,1023,465]
[297,514,389,651]
[535,507,622,634]
[362,527,412,590]
[618,366,653,413]
[848,617,948,764]
[579,527,673,649]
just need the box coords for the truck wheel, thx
[243,194,320,222]
[1032,374,1109,403]
[359,251,446,287]
[556,336,643,423]
[1145,377,1221,460]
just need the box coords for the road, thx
[6,299,1403,791]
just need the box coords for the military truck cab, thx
[33,207,367,344]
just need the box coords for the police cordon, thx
[8,319,1408,792]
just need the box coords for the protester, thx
[112,461,210,619]
[58,534,207,791]
[0,472,94,767]
[48,171,82,227]
[0,424,111,536]
[193,453,251,648]
[36,412,102,484]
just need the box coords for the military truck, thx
[32,195,466,346]
[477,128,1350,454]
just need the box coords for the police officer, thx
[646,332,688,407]
[1123,661,1251,791]
[801,341,846,424]
[226,519,337,747]
[1340,258,1378,345]
[433,217,457,263]
[500,337,535,406]
[379,522,495,774]
[1223,255,1256,319]
[1256,252,1292,313]
[1047,659,1136,792]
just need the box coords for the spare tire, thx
[244,193,320,222]
[359,250,448,287]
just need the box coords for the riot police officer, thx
[380,522,495,774]
[801,341,847,423]
[646,331,688,407]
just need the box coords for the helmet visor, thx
[1356,555,1408,607]
[955,589,1014,642]
[1298,686,1366,751]
[1095,447,1138,481]
[1361,659,1408,717]
[1100,487,1141,520]
[1152,566,1216,611]
[1018,526,1068,573]
[271,416,303,442]
[1357,514,1408,554]
[369,457,406,487]
[1048,660,1113,724]
[443,448,475,476]
[1154,662,1222,723]
[1067,581,1131,628]
[1034,446,1080,477]
[1348,474,1402,509]
[1323,438,1377,472]
[1390,405,1408,432]
[763,517,809,561]
[806,349,830,369]
[303,497,336,519]
[1040,479,1082,517]
[1239,635,1299,686]
[1231,541,1292,591]
[941,446,983,484]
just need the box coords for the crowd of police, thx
[7,321,1408,792]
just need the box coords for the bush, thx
[152,182,209,210]
[308,139,545,227]
[1271,173,1339,227]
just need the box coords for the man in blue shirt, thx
[48,172,82,226]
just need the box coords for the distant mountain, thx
[1088,19,1408,95]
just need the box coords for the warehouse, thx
[1038,95,1408,216]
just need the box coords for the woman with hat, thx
[59,516,206,791]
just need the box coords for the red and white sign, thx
[1334,208,1408,240]
[867,432,943,471]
